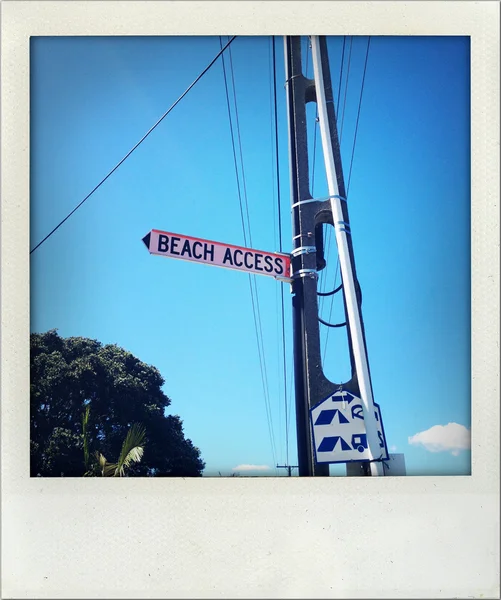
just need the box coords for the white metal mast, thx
[311,36,384,476]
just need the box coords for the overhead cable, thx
[339,36,353,145]
[319,37,347,314]
[272,35,289,467]
[346,36,372,196]
[219,36,277,469]
[322,36,372,362]
[30,36,237,255]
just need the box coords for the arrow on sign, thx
[143,229,291,281]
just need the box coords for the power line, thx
[227,41,253,247]
[337,36,347,116]
[220,37,275,464]
[226,39,275,446]
[322,261,340,361]
[267,37,283,461]
[248,272,278,467]
[286,357,294,448]
[219,37,248,246]
[219,36,277,469]
[268,37,279,252]
[319,36,346,312]
[346,36,372,197]
[273,38,284,255]
[30,36,237,255]
[319,37,347,314]
[322,36,372,363]
[272,36,289,466]
[339,36,353,145]
[321,38,356,359]
[268,37,286,464]
[307,35,324,313]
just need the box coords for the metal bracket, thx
[292,268,318,280]
[292,232,314,240]
[291,198,319,210]
[291,194,347,211]
[283,73,301,88]
[291,245,317,257]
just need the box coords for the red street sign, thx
[142,229,291,281]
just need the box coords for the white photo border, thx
[1,1,499,598]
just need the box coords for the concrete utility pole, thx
[284,36,386,477]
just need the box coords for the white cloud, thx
[232,464,272,472]
[408,423,470,456]
[389,445,398,452]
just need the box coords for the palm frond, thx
[117,446,144,476]
[95,451,117,477]
[115,423,146,477]
[103,462,118,477]
[96,450,106,468]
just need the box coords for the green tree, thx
[30,330,205,477]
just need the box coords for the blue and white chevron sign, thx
[310,390,389,464]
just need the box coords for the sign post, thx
[284,36,390,476]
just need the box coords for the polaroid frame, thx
[1,1,499,598]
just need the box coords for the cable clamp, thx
[284,74,301,87]
[292,268,318,280]
[290,245,317,257]
[291,194,347,211]
[291,198,319,210]
[292,232,313,241]
[336,220,351,235]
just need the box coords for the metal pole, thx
[284,36,386,477]
[311,36,384,476]
[284,36,311,476]
[284,36,331,477]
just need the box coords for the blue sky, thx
[30,35,471,476]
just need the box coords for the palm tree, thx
[96,423,146,477]
[82,407,146,477]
